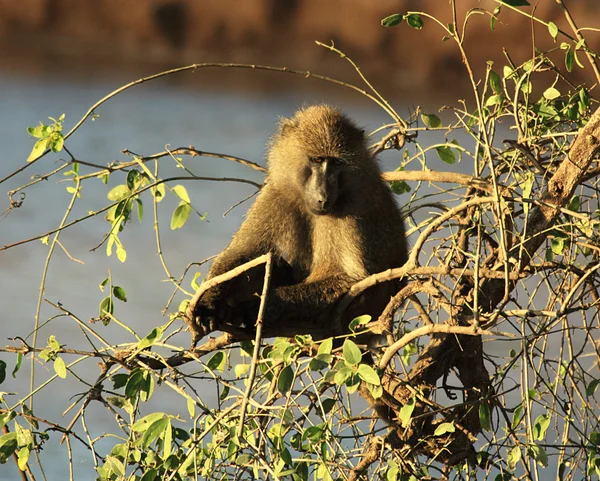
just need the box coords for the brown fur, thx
[193,105,408,335]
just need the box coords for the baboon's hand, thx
[191,285,224,340]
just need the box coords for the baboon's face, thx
[302,155,344,215]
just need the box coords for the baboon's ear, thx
[278,117,299,136]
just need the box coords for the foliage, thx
[1,1,600,480]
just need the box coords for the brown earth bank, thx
[1,0,599,100]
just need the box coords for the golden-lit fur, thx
[193,105,408,334]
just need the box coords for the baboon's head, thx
[268,105,371,215]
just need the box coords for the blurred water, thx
[0,69,418,479]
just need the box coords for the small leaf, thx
[381,14,403,27]
[479,403,491,431]
[334,366,352,385]
[586,379,599,396]
[132,412,165,432]
[277,365,294,393]
[489,70,502,94]
[548,21,559,40]
[27,138,50,162]
[434,422,455,436]
[141,417,169,450]
[507,445,521,471]
[138,326,165,350]
[171,202,191,230]
[152,183,165,202]
[485,94,504,107]
[17,446,30,471]
[107,185,131,201]
[54,357,67,379]
[399,397,416,428]
[206,351,226,371]
[421,113,442,128]
[528,444,548,467]
[186,396,196,418]
[26,122,46,139]
[0,361,5,385]
[51,135,64,153]
[405,13,423,29]
[342,339,362,365]
[234,363,249,378]
[317,338,333,355]
[543,87,561,100]
[435,146,456,164]
[172,185,190,203]
[113,286,127,302]
[116,244,127,263]
[565,49,574,72]
[533,413,551,440]
[357,364,380,385]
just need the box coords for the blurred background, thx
[1,1,599,479]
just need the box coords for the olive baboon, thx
[191,105,408,339]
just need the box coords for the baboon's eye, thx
[309,156,324,164]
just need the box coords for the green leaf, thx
[357,364,380,385]
[126,170,141,190]
[12,353,22,378]
[333,365,352,385]
[405,13,423,29]
[112,286,127,302]
[528,443,548,467]
[399,396,416,428]
[533,413,551,440]
[27,138,50,162]
[186,396,196,418]
[138,326,164,350]
[489,70,502,95]
[381,14,403,27]
[234,363,249,378]
[485,94,504,107]
[140,469,158,481]
[367,383,383,399]
[107,185,131,201]
[17,446,30,471]
[548,21,559,40]
[26,122,46,139]
[507,445,521,471]
[125,369,146,400]
[543,87,561,100]
[318,337,333,355]
[152,183,165,202]
[54,357,67,379]
[586,379,599,396]
[132,412,165,432]
[435,146,456,164]
[51,135,64,153]
[565,49,574,72]
[421,113,442,128]
[141,417,169,450]
[500,0,530,6]
[48,335,60,351]
[551,237,565,255]
[116,243,127,263]
[390,180,410,195]
[342,339,362,365]
[434,422,455,436]
[172,184,190,203]
[135,198,143,222]
[479,403,491,432]
[111,373,128,389]
[277,365,294,394]
[206,351,226,371]
[171,202,191,230]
